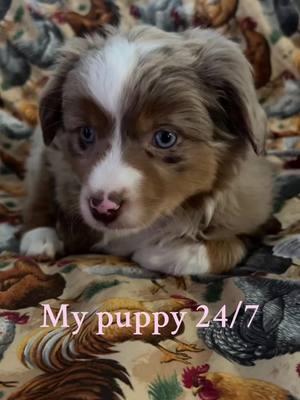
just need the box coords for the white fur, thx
[68,36,158,231]
[81,37,137,115]
[89,135,142,194]
[132,241,211,276]
[63,40,134,122]
[20,227,63,259]
[77,36,161,116]
[80,133,143,230]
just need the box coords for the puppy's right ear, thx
[39,34,105,146]
[39,72,66,146]
[39,39,85,145]
[39,28,116,145]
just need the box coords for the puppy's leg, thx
[132,237,246,276]
[20,148,63,259]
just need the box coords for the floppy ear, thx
[39,31,112,145]
[39,73,66,146]
[39,38,85,145]
[184,29,266,155]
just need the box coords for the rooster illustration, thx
[20,295,201,368]
[130,0,189,32]
[0,311,29,360]
[8,359,132,400]
[13,5,64,69]
[182,364,299,400]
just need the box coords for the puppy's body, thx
[21,26,273,275]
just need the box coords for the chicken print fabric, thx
[1,0,300,399]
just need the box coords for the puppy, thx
[20,26,274,275]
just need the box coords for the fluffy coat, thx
[20,26,274,275]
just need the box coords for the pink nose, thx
[89,192,123,225]
[90,197,120,214]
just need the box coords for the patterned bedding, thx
[0,1,300,399]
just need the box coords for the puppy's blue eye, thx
[154,130,177,149]
[80,127,95,145]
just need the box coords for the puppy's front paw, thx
[132,243,211,276]
[132,246,171,273]
[20,227,63,260]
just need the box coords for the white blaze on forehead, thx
[77,36,161,196]
[88,134,142,196]
[71,35,164,206]
[78,36,159,115]
[77,36,164,115]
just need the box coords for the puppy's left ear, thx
[185,29,266,155]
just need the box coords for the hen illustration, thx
[13,6,64,69]
[266,217,300,260]
[0,109,32,140]
[273,0,299,37]
[130,0,189,32]
[265,80,300,118]
[272,233,300,259]
[20,295,201,367]
[199,277,300,366]
[240,17,272,88]
[194,0,239,28]
[53,0,120,37]
[0,41,31,88]
[0,311,29,361]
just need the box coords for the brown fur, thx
[21,26,274,275]
[205,237,246,273]
[22,153,56,231]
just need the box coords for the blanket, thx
[0,1,300,399]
